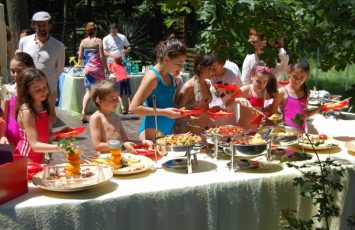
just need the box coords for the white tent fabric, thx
[0,4,8,82]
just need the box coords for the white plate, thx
[97,153,154,175]
[32,164,113,192]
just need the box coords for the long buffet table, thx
[1,116,354,230]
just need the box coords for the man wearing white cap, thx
[18,11,65,128]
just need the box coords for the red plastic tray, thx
[321,100,349,112]
[133,145,161,160]
[277,80,289,86]
[54,126,85,139]
[208,109,234,118]
[179,108,203,116]
[213,83,239,91]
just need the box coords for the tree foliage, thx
[159,0,355,71]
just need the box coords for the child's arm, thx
[269,88,284,115]
[21,109,62,153]
[226,86,248,107]
[98,39,109,75]
[305,106,323,118]
[78,40,84,64]
[89,115,110,152]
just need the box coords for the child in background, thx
[270,58,322,130]
[227,63,278,129]
[89,80,152,153]
[109,54,132,114]
[0,52,35,148]
[14,68,64,163]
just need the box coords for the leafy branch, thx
[281,113,345,229]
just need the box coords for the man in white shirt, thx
[103,23,131,66]
[209,56,242,126]
[18,11,65,128]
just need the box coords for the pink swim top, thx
[283,87,307,130]
[13,111,50,163]
[5,96,20,146]
[247,86,264,108]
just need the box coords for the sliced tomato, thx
[318,134,328,140]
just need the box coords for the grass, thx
[308,63,355,110]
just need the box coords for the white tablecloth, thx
[1,116,355,230]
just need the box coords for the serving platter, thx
[32,164,113,192]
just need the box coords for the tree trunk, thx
[6,0,30,50]
[61,0,67,45]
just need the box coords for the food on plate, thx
[206,126,245,136]
[321,100,349,111]
[268,113,283,124]
[46,167,94,180]
[208,109,233,117]
[232,135,267,145]
[215,110,231,115]
[156,132,201,146]
[298,134,339,149]
[94,153,145,172]
[300,134,328,146]
[59,139,81,177]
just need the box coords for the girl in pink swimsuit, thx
[271,58,322,130]
[227,63,278,129]
[1,52,35,149]
[13,68,64,163]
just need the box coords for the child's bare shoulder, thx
[89,111,101,121]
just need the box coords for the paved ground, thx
[51,108,143,163]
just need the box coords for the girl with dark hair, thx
[0,52,35,147]
[270,58,322,130]
[175,53,218,134]
[227,62,278,129]
[13,68,64,163]
[129,36,187,140]
[78,22,109,123]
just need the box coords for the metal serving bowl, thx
[156,134,205,156]
[220,136,268,156]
